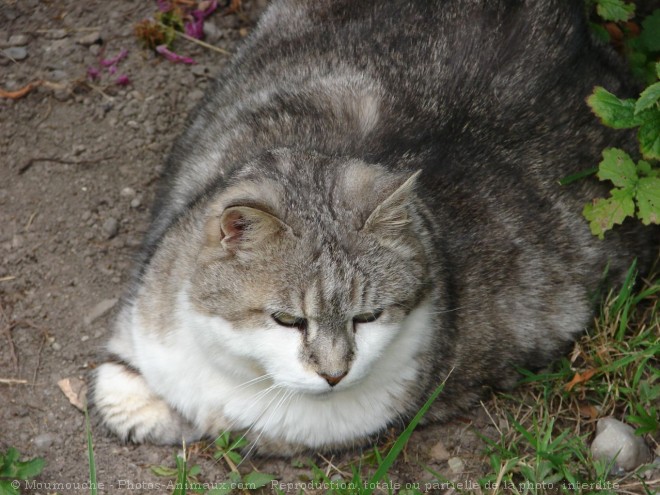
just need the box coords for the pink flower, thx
[116,75,131,86]
[184,14,205,40]
[155,44,196,64]
[100,49,129,68]
[87,66,101,81]
[197,0,218,18]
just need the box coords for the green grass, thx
[476,259,659,495]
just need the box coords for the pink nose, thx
[318,371,347,387]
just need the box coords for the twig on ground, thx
[32,332,47,386]
[156,21,231,55]
[18,155,117,175]
[0,378,28,385]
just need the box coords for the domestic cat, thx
[93,0,654,454]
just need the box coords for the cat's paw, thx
[92,361,199,444]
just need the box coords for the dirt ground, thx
[0,1,502,493]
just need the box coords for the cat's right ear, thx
[203,205,289,252]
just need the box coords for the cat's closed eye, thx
[271,311,307,331]
[353,309,383,325]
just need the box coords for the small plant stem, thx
[156,22,231,56]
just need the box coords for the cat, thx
[92,0,655,454]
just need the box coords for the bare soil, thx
[0,1,497,493]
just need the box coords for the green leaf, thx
[636,176,660,225]
[589,23,611,43]
[151,465,177,477]
[583,189,635,238]
[637,160,653,177]
[0,480,20,495]
[597,148,638,187]
[638,113,660,160]
[243,471,276,489]
[595,0,635,21]
[587,87,642,128]
[639,9,660,52]
[657,62,660,79]
[13,458,45,480]
[635,82,660,114]
[226,450,242,465]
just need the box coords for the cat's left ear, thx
[361,170,421,236]
[204,204,290,252]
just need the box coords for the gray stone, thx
[44,29,67,40]
[120,187,136,199]
[3,46,27,61]
[48,69,68,82]
[33,433,57,450]
[130,197,141,209]
[8,34,29,46]
[591,417,651,472]
[429,440,451,462]
[84,298,118,326]
[76,31,101,46]
[102,217,119,239]
[191,65,208,77]
[447,457,464,474]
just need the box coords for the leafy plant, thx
[0,448,45,495]
[582,147,659,238]
[582,27,660,237]
[592,0,635,23]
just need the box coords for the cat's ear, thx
[361,170,421,235]
[204,205,289,251]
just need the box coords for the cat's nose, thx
[318,370,347,387]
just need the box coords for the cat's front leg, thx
[92,361,200,445]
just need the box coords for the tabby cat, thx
[93,0,653,453]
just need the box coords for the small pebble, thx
[591,417,651,472]
[72,144,86,156]
[3,46,27,61]
[8,34,29,46]
[76,31,101,46]
[191,65,208,77]
[447,457,464,474]
[44,29,67,40]
[89,44,101,56]
[130,197,141,209]
[189,89,205,101]
[48,69,68,82]
[429,440,451,462]
[51,342,62,351]
[102,217,119,239]
[84,298,118,326]
[33,433,57,450]
[120,187,136,199]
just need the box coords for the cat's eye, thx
[353,309,383,324]
[272,312,307,331]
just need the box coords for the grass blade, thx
[84,408,98,495]
[364,371,451,495]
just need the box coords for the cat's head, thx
[189,149,432,394]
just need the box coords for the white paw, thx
[92,362,199,444]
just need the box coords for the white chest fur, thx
[115,288,435,449]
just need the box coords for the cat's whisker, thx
[201,382,282,455]
[225,372,274,394]
[238,389,296,465]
